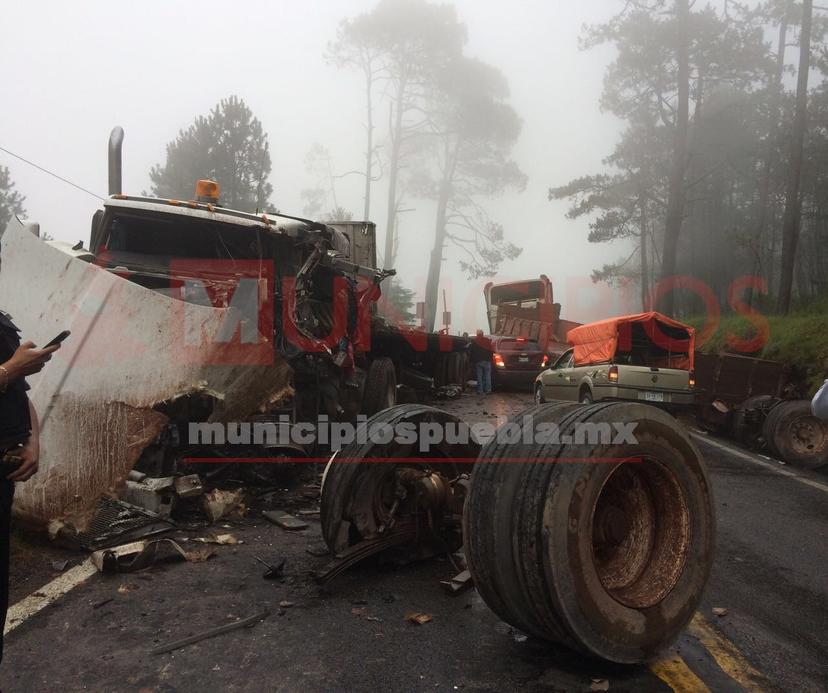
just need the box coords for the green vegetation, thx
[689,301,828,392]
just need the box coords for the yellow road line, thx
[689,613,767,692]
[650,654,711,692]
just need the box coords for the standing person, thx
[0,311,59,664]
[471,329,492,395]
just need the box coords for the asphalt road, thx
[1,392,826,692]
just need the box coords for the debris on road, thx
[278,600,295,608]
[91,538,215,573]
[193,533,239,545]
[202,489,245,523]
[58,498,173,551]
[713,607,729,617]
[440,569,472,594]
[263,510,309,531]
[174,474,204,499]
[50,560,69,572]
[150,611,270,656]
[406,612,433,625]
[254,556,286,580]
[590,678,609,691]
[122,476,176,517]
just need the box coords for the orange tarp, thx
[566,311,695,369]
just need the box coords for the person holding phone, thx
[0,310,60,664]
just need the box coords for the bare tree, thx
[777,0,813,314]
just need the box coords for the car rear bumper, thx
[493,368,539,387]
[594,385,696,406]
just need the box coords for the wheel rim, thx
[590,457,690,609]
[786,414,828,457]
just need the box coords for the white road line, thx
[690,431,828,496]
[4,559,98,635]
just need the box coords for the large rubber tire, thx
[762,399,828,469]
[464,402,715,663]
[321,405,481,554]
[362,357,397,415]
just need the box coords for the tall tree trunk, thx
[639,191,649,311]
[424,140,459,332]
[382,74,407,269]
[659,0,690,317]
[362,53,374,222]
[777,0,812,314]
[755,6,789,297]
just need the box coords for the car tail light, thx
[493,353,505,368]
[608,365,619,382]
[689,370,695,388]
[541,355,549,368]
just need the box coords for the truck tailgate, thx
[619,366,690,391]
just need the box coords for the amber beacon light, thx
[195,179,220,204]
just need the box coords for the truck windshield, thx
[101,210,264,261]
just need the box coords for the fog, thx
[2,2,654,331]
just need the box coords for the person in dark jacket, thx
[0,310,59,664]
[471,329,493,395]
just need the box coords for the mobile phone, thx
[43,330,71,348]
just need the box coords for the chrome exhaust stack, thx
[108,126,124,196]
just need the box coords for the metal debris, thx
[150,611,270,655]
[263,510,309,531]
[440,569,472,594]
[122,477,175,517]
[254,556,286,579]
[174,474,204,499]
[91,538,215,572]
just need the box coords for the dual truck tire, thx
[762,399,828,469]
[323,401,715,663]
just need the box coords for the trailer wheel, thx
[762,399,828,469]
[362,357,397,415]
[464,402,715,663]
[321,404,480,555]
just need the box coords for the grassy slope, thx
[688,301,828,394]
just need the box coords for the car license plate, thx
[519,356,529,363]
[644,392,664,402]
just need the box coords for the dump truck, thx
[0,127,469,533]
[484,274,581,356]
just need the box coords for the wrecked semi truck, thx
[0,127,469,534]
[0,129,716,665]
